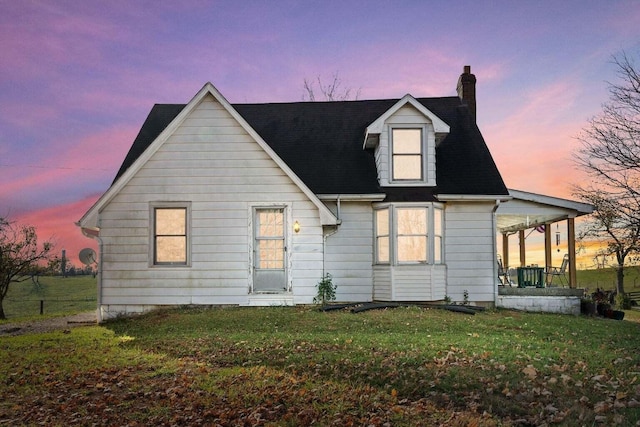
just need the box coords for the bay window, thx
[374,204,443,265]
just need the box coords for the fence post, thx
[40,300,44,315]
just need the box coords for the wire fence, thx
[3,297,97,318]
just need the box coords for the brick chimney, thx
[456,65,477,122]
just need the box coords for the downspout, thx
[95,235,103,323]
[79,225,103,323]
[322,195,341,277]
[492,199,501,307]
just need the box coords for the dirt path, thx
[0,311,97,336]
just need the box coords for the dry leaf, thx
[594,401,610,413]
[522,365,537,379]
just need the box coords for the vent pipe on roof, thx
[457,65,477,122]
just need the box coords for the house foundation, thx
[497,287,584,315]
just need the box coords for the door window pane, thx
[258,240,284,269]
[256,209,285,269]
[258,210,284,237]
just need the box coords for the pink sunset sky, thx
[1,1,639,269]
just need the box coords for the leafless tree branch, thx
[573,50,640,294]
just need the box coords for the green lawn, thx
[1,275,96,321]
[2,267,638,321]
[2,306,640,425]
[578,266,640,292]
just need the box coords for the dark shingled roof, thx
[114,97,508,198]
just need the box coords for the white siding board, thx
[324,202,374,302]
[373,266,392,301]
[102,269,249,281]
[164,135,256,145]
[444,202,496,303]
[393,266,432,301]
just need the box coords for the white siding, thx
[392,265,446,301]
[99,95,324,309]
[373,265,446,301]
[444,202,496,303]
[324,201,374,302]
[373,266,392,301]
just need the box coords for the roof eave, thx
[508,189,594,215]
[437,194,512,202]
[317,193,387,202]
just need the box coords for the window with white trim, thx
[375,208,390,263]
[374,204,444,265]
[152,204,190,266]
[396,207,428,262]
[391,128,423,181]
[433,207,443,263]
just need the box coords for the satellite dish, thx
[79,248,97,266]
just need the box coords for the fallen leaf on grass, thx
[628,398,640,407]
[522,365,537,379]
[593,401,610,413]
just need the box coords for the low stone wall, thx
[497,287,585,315]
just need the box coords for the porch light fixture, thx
[293,220,300,233]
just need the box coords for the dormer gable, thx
[363,94,450,187]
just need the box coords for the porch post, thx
[519,230,526,267]
[567,218,577,288]
[544,225,552,284]
[502,233,509,270]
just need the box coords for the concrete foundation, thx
[497,287,584,315]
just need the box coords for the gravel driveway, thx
[0,311,97,336]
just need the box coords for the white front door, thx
[253,208,287,292]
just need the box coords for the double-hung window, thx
[391,128,423,181]
[374,204,444,265]
[375,209,390,263]
[152,203,190,266]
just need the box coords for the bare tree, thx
[573,51,640,295]
[302,72,361,101]
[572,187,640,294]
[0,217,55,319]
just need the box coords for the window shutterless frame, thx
[374,207,390,264]
[150,202,191,267]
[390,127,424,182]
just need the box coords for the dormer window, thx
[364,95,449,187]
[392,128,423,181]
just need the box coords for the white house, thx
[77,66,592,321]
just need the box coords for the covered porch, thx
[496,189,594,288]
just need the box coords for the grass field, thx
[577,267,640,292]
[2,266,640,321]
[1,275,96,320]
[2,270,640,424]
[1,306,640,425]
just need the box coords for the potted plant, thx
[592,289,611,316]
